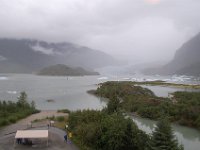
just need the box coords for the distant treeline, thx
[0,92,39,127]
[93,81,200,129]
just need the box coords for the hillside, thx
[143,33,200,76]
[0,38,118,73]
[37,64,99,76]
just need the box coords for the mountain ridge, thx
[143,32,200,76]
[0,38,118,73]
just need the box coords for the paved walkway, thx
[0,111,79,150]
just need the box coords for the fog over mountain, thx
[0,39,117,73]
[0,0,200,64]
[143,32,200,76]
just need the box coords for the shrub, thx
[57,116,65,122]
[0,119,9,126]
[8,116,17,123]
[57,109,71,114]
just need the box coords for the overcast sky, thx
[0,0,200,64]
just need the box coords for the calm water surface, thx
[141,85,200,97]
[0,74,106,110]
[132,117,200,150]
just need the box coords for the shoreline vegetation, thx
[0,87,188,150]
[0,92,39,127]
[37,64,100,76]
[131,80,200,89]
[67,87,184,150]
[89,81,200,130]
[1,81,199,150]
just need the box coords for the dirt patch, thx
[0,110,67,136]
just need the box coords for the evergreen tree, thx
[151,118,183,150]
[122,119,138,150]
[30,100,36,110]
[106,95,120,114]
[17,91,29,108]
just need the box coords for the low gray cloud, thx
[0,0,200,64]
[0,55,7,61]
[31,45,55,55]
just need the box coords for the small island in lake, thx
[37,64,100,76]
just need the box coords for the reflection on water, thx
[132,116,200,150]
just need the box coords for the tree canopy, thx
[0,91,38,127]
[151,118,183,150]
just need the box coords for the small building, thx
[14,130,49,147]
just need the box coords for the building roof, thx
[15,130,48,139]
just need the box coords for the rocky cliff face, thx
[143,33,200,76]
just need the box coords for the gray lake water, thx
[141,85,200,97]
[0,74,200,150]
[0,74,107,110]
[132,117,200,150]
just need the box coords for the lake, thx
[141,85,200,97]
[0,74,107,110]
[0,74,200,150]
[132,116,200,150]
